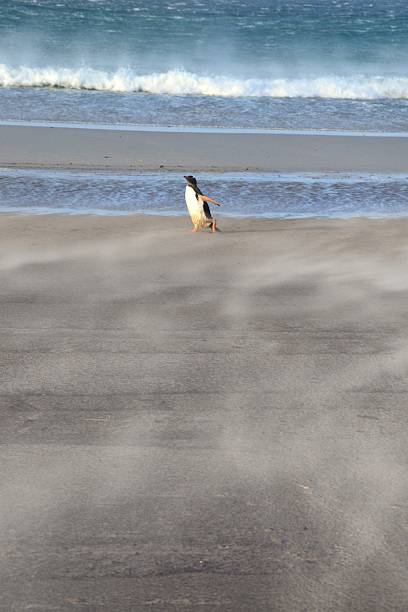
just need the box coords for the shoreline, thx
[2,123,408,173]
[3,119,408,138]
[2,210,408,221]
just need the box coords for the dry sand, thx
[1,214,408,611]
[2,123,408,172]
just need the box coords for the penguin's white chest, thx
[185,186,201,214]
[185,185,208,230]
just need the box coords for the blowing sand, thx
[1,214,408,611]
[2,123,408,172]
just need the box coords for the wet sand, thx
[1,214,408,611]
[2,123,408,172]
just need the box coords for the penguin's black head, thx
[184,175,198,187]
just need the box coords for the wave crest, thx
[1,64,408,99]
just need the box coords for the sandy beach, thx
[2,123,408,172]
[1,213,408,611]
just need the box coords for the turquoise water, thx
[2,0,408,76]
[1,1,408,129]
[1,1,408,130]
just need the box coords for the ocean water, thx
[1,0,408,217]
[1,0,408,131]
[1,89,408,133]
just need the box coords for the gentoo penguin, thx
[183,175,221,232]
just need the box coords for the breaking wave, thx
[1,64,408,99]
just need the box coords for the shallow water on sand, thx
[1,169,408,219]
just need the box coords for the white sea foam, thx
[1,64,408,99]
